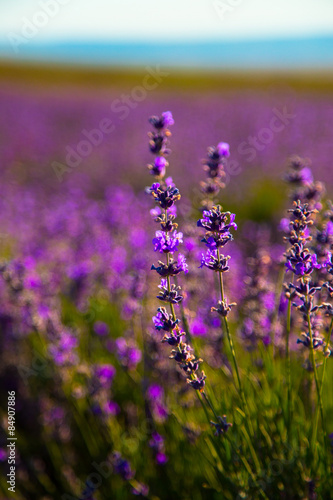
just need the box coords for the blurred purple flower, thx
[93,321,109,336]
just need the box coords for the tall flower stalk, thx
[285,200,331,472]
[146,115,270,497]
[282,157,326,448]
[197,144,255,440]
[147,113,220,398]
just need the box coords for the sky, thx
[1,0,333,45]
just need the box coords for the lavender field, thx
[0,75,333,499]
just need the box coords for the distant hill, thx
[1,36,333,70]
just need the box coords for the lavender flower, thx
[200,142,230,205]
[152,230,183,254]
[152,307,180,331]
[200,249,230,273]
[149,111,174,130]
[95,364,116,388]
[146,111,206,395]
[115,337,142,369]
[148,156,168,177]
[149,183,181,210]
[93,321,109,336]
[151,253,188,276]
[210,415,232,436]
[149,431,168,465]
[157,279,183,304]
[197,207,237,318]
[297,331,324,349]
[111,452,134,481]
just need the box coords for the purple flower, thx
[152,307,179,332]
[147,384,163,401]
[165,176,175,187]
[177,254,188,273]
[49,332,78,366]
[111,452,134,481]
[300,167,313,185]
[155,157,167,168]
[149,156,167,177]
[156,452,168,465]
[162,111,174,127]
[157,280,183,304]
[153,230,183,254]
[197,207,237,235]
[279,217,290,232]
[327,221,333,235]
[216,142,230,157]
[150,205,177,218]
[149,111,174,130]
[297,332,324,349]
[210,415,232,436]
[149,432,168,465]
[95,364,116,387]
[262,292,275,311]
[150,184,181,209]
[93,321,109,336]
[187,371,207,392]
[191,317,208,337]
[115,337,142,369]
[104,400,120,416]
[151,253,188,277]
[286,245,323,276]
[200,248,230,272]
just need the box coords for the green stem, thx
[306,295,328,473]
[200,393,267,500]
[286,294,292,450]
[217,250,254,438]
[313,317,333,468]
[166,252,176,321]
[320,317,333,396]
[202,391,219,420]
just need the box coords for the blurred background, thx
[1,3,333,499]
[0,0,332,199]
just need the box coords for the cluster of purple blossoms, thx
[111,452,134,480]
[210,415,233,437]
[149,431,168,465]
[195,141,235,433]
[198,207,237,251]
[80,479,98,500]
[284,201,319,273]
[200,141,230,206]
[94,364,116,388]
[240,248,277,349]
[115,337,142,370]
[152,230,183,254]
[146,384,168,422]
[151,253,188,277]
[110,452,149,497]
[197,205,237,318]
[147,112,206,393]
[147,111,174,177]
[283,178,333,354]
[284,156,325,210]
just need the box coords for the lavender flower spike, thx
[146,111,207,395]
